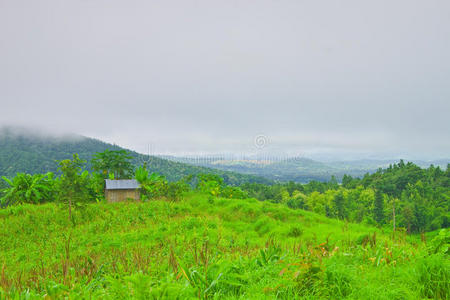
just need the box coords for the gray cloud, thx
[1,0,449,159]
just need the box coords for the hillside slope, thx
[0,127,271,185]
[0,193,447,299]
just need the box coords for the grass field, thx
[0,193,448,299]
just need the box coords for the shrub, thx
[167,181,189,202]
[287,226,303,238]
[220,186,248,199]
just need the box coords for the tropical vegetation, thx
[1,192,448,299]
[242,161,449,234]
[0,149,448,299]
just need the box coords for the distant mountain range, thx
[1,127,447,184]
[0,127,271,185]
[163,155,449,183]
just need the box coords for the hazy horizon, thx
[1,125,449,164]
[1,1,449,160]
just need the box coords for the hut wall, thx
[106,189,140,203]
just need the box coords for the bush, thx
[220,186,248,199]
[167,181,189,202]
[287,226,303,238]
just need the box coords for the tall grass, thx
[0,192,448,299]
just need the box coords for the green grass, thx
[0,193,448,299]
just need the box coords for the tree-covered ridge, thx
[0,128,271,185]
[241,161,450,233]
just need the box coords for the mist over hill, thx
[1,127,448,184]
[0,127,271,185]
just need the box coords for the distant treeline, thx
[241,160,450,233]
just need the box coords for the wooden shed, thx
[105,179,140,202]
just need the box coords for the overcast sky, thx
[1,0,449,159]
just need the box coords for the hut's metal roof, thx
[105,179,140,190]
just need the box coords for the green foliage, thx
[416,254,449,299]
[57,154,92,220]
[134,165,149,184]
[373,189,384,225]
[89,172,106,202]
[333,191,346,220]
[427,229,450,255]
[219,186,248,199]
[139,172,169,200]
[242,161,450,233]
[0,138,448,298]
[92,149,134,179]
[167,181,190,202]
[0,193,447,299]
[197,174,223,197]
[1,172,55,207]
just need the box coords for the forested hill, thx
[0,127,271,185]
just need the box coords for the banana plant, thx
[1,172,55,207]
[134,165,149,184]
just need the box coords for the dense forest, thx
[241,161,449,233]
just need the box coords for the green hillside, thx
[0,193,448,299]
[0,127,271,185]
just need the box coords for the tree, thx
[91,149,134,179]
[341,175,353,189]
[139,171,169,200]
[373,189,385,225]
[333,191,346,220]
[328,175,339,190]
[401,205,415,233]
[392,197,397,233]
[58,154,90,222]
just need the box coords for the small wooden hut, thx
[105,179,140,202]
